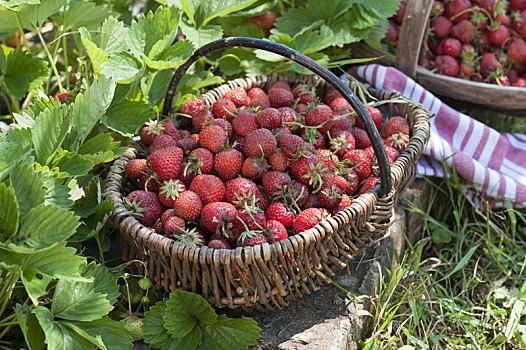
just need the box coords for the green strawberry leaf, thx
[12,112,35,128]
[102,100,153,136]
[33,105,72,165]
[348,0,400,30]
[52,2,112,30]
[70,178,101,218]
[67,317,133,350]
[146,69,172,107]
[8,162,45,218]
[272,7,316,36]
[200,314,261,350]
[9,203,80,253]
[227,0,278,17]
[101,51,144,83]
[78,132,123,165]
[305,0,355,21]
[143,39,195,71]
[15,303,46,350]
[180,22,223,49]
[1,48,48,100]
[163,290,217,338]
[363,22,389,50]
[37,166,73,209]
[72,77,116,147]
[0,180,19,240]
[51,149,95,177]
[18,0,63,28]
[51,262,119,321]
[71,199,114,241]
[194,0,259,27]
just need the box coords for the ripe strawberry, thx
[290,153,327,192]
[495,13,510,26]
[393,0,407,24]
[212,98,236,122]
[329,97,353,113]
[199,125,227,153]
[325,87,343,104]
[180,97,205,117]
[480,52,502,77]
[292,84,316,104]
[126,159,147,178]
[224,87,249,108]
[386,20,400,42]
[255,188,270,211]
[305,104,334,133]
[214,148,244,181]
[508,37,526,63]
[384,116,410,138]
[431,16,453,37]
[511,10,526,34]
[241,157,269,179]
[431,0,445,16]
[257,108,282,129]
[125,190,163,227]
[318,184,343,210]
[121,315,144,341]
[189,174,225,204]
[150,133,179,153]
[248,87,266,99]
[244,128,277,158]
[438,38,462,57]
[160,121,180,140]
[355,107,382,130]
[138,171,160,192]
[268,88,294,108]
[334,165,360,194]
[279,134,308,158]
[460,43,476,61]
[200,202,237,234]
[321,172,348,193]
[359,177,380,195]
[179,161,195,187]
[232,133,245,153]
[490,75,511,85]
[270,81,291,91]
[316,149,339,172]
[436,55,460,76]
[480,0,496,15]
[301,129,326,149]
[233,110,259,136]
[192,108,214,131]
[213,118,233,140]
[511,0,526,10]
[247,11,277,32]
[292,208,327,234]
[237,232,268,247]
[388,132,410,151]
[460,61,476,77]
[471,11,489,31]
[53,92,73,104]
[140,120,163,145]
[278,106,298,125]
[452,20,475,44]
[161,208,176,224]
[269,149,290,172]
[147,146,183,181]
[234,208,267,236]
[225,178,259,208]
[176,228,205,248]
[330,129,355,157]
[164,215,185,237]
[158,179,186,207]
[262,171,291,198]
[265,220,288,243]
[342,150,372,180]
[370,154,395,177]
[488,24,511,47]
[336,193,353,211]
[445,0,472,23]
[513,77,526,86]
[266,202,294,228]
[330,114,355,132]
[353,127,372,149]
[185,148,213,177]
[174,190,202,220]
[250,94,271,109]
[207,236,231,250]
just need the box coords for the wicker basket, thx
[353,0,526,112]
[104,38,430,309]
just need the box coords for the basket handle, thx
[163,37,393,197]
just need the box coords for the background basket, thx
[353,0,526,112]
[104,38,430,309]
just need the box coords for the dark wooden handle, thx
[163,37,393,197]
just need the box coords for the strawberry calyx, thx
[176,228,204,247]
[123,197,145,219]
[159,179,185,201]
[388,132,410,151]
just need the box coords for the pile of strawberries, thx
[123,81,410,253]
[387,0,526,87]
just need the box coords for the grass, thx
[360,168,526,350]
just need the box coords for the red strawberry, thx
[318,184,343,210]
[480,52,502,77]
[445,0,472,23]
[150,133,178,153]
[160,121,180,140]
[161,208,176,224]
[213,118,233,140]
[511,0,526,10]
[490,76,511,86]
[330,129,355,157]
[233,110,259,137]
[237,232,267,247]
[325,87,343,104]
[126,159,147,178]
[270,81,292,91]
[301,129,326,149]
[244,128,277,158]
[125,190,163,227]
[158,179,186,207]
[292,84,316,104]
[431,16,453,37]
[471,11,489,31]
[255,188,270,211]
[225,178,259,208]
[189,174,225,204]
[359,177,380,195]
[292,208,327,234]
[278,106,298,124]
[180,97,205,117]
[508,37,526,63]
[460,61,476,77]
[388,132,410,151]
[207,237,231,250]
[329,97,353,113]
[185,148,214,176]
[355,107,382,130]
[436,55,460,76]
[279,134,308,158]
[262,171,291,197]
[248,87,266,99]
[257,108,282,129]
[138,171,160,192]
[269,149,290,172]
[200,202,237,234]
[316,149,339,172]
[305,104,333,133]
[53,92,73,104]
[384,116,410,138]
[174,190,202,220]
[495,13,510,26]
[268,88,294,108]
[224,87,249,108]
[164,216,185,237]
[154,221,164,234]
[192,108,214,132]
[393,0,407,24]
[265,220,288,243]
[386,20,400,42]
[352,127,372,149]
[480,0,496,15]
[234,208,267,236]
[266,202,294,228]
[513,77,526,86]
[214,148,244,181]
[336,193,353,211]
[431,0,445,16]
[451,20,475,44]
[511,10,526,34]
[140,120,163,145]
[241,157,269,179]
[438,38,462,57]
[179,161,195,187]
[342,149,372,180]
[488,24,510,47]
[247,11,277,32]
[147,146,183,181]
[250,94,271,109]
[321,172,348,193]
[211,98,236,121]
[199,125,227,153]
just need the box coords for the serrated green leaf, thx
[21,243,87,279]
[218,18,265,39]
[102,100,153,136]
[33,105,72,165]
[147,68,172,106]
[21,271,52,306]
[305,0,355,21]
[321,20,370,47]
[0,180,19,240]
[17,0,62,28]
[12,112,35,128]
[72,77,116,146]
[101,51,144,83]
[8,162,45,217]
[227,0,278,17]
[15,303,46,350]
[71,200,114,241]
[53,2,112,30]
[68,317,133,350]
[0,140,33,178]
[2,48,48,100]
[200,314,261,350]
[33,307,95,350]
[273,7,316,36]
[180,22,223,48]
[38,167,73,209]
[52,262,119,321]
[51,150,94,176]
[195,0,259,27]
[10,203,80,252]
[164,290,217,338]
[78,132,122,165]
[4,127,32,144]
[80,34,107,75]
[363,22,389,50]
[144,39,194,70]
[348,0,400,30]
[143,299,191,350]
[71,178,101,218]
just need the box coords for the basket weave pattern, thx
[104,75,430,309]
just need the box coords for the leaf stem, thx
[0,313,16,326]
[0,272,20,318]
[34,25,64,93]
[143,72,157,102]
[14,13,30,52]
[95,233,106,266]
[63,0,70,90]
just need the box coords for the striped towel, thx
[351,64,526,208]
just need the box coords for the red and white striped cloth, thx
[351,64,526,208]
